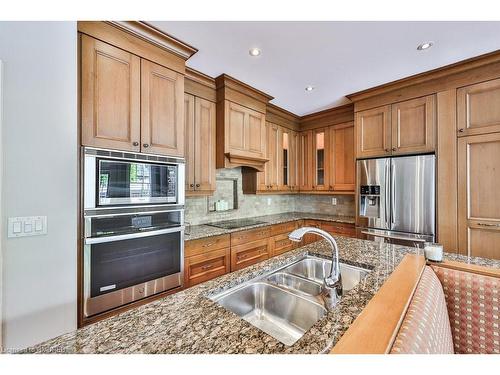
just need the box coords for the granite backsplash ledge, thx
[185,168,355,225]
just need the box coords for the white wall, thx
[0,21,77,350]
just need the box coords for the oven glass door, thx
[90,231,181,298]
[97,158,177,206]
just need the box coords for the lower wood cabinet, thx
[321,221,357,238]
[184,248,231,287]
[269,233,296,257]
[302,220,323,244]
[230,226,271,246]
[231,238,270,271]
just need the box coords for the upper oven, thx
[84,147,185,210]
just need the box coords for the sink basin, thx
[265,272,322,297]
[212,282,326,346]
[283,256,370,292]
[210,255,370,346]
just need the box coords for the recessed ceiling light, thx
[417,41,434,51]
[249,47,261,56]
[305,85,314,92]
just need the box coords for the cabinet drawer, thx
[184,248,230,288]
[231,226,271,246]
[231,238,270,271]
[271,221,298,236]
[270,233,296,257]
[321,222,356,238]
[303,220,322,244]
[185,234,230,257]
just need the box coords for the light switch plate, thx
[8,216,47,238]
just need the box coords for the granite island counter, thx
[27,236,500,354]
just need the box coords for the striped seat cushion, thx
[431,265,500,354]
[391,266,454,354]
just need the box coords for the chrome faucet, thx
[288,227,343,309]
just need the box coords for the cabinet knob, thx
[143,143,149,148]
[385,148,390,152]
[196,184,200,188]
[190,184,194,188]
[392,147,397,151]
[132,141,139,147]
[458,128,464,133]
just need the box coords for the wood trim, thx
[331,254,426,354]
[348,49,500,103]
[266,103,301,131]
[436,90,458,252]
[430,259,500,279]
[300,103,354,131]
[215,74,274,104]
[107,21,198,60]
[77,21,187,74]
[223,153,269,172]
[185,234,231,257]
[184,67,216,102]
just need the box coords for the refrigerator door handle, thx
[390,162,396,225]
[385,160,391,229]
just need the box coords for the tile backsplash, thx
[185,168,355,225]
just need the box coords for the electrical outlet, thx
[267,197,272,206]
[331,197,337,206]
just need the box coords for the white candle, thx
[424,242,443,262]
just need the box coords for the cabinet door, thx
[278,127,290,191]
[321,222,356,238]
[312,128,330,190]
[194,97,216,192]
[247,110,266,157]
[226,102,266,159]
[256,122,270,192]
[458,133,500,259]
[391,95,436,155]
[289,130,299,191]
[302,220,322,244]
[298,130,314,191]
[266,123,280,190]
[355,105,391,158]
[231,239,270,271]
[457,78,500,136]
[184,248,231,288]
[141,59,184,157]
[270,233,296,257]
[81,35,141,151]
[226,101,247,153]
[184,94,195,192]
[331,124,355,192]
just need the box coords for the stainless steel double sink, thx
[210,255,371,346]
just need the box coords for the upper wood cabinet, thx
[312,128,330,191]
[81,35,141,152]
[185,93,216,195]
[458,133,500,260]
[215,75,273,171]
[457,78,500,137]
[278,128,299,192]
[355,95,436,159]
[81,34,186,157]
[288,130,300,191]
[391,95,435,155]
[298,130,314,191]
[355,105,391,158]
[330,123,355,191]
[141,60,184,157]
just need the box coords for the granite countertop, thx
[26,236,500,354]
[185,212,356,241]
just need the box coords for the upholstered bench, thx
[331,255,500,354]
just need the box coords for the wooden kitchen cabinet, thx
[231,238,270,271]
[302,220,322,245]
[141,59,184,157]
[270,233,296,257]
[230,226,271,246]
[330,123,355,192]
[355,105,392,158]
[298,130,314,191]
[81,35,141,152]
[457,78,500,136]
[185,93,216,195]
[266,122,280,190]
[184,248,231,287]
[391,95,436,155]
[288,130,300,192]
[312,128,330,191]
[81,34,185,157]
[458,133,500,260]
[321,221,356,238]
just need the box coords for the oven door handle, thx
[85,226,184,245]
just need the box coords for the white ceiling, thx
[151,21,500,116]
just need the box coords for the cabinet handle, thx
[202,242,216,248]
[132,141,139,147]
[478,223,500,227]
[143,144,149,148]
[201,264,214,270]
[196,184,200,188]
[458,128,464,133]
[392,147,397,151]
[385,148,390,152]
[190,184,194,188]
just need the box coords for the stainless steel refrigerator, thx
[357,154,435,247]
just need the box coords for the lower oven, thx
[83,208,184,317]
